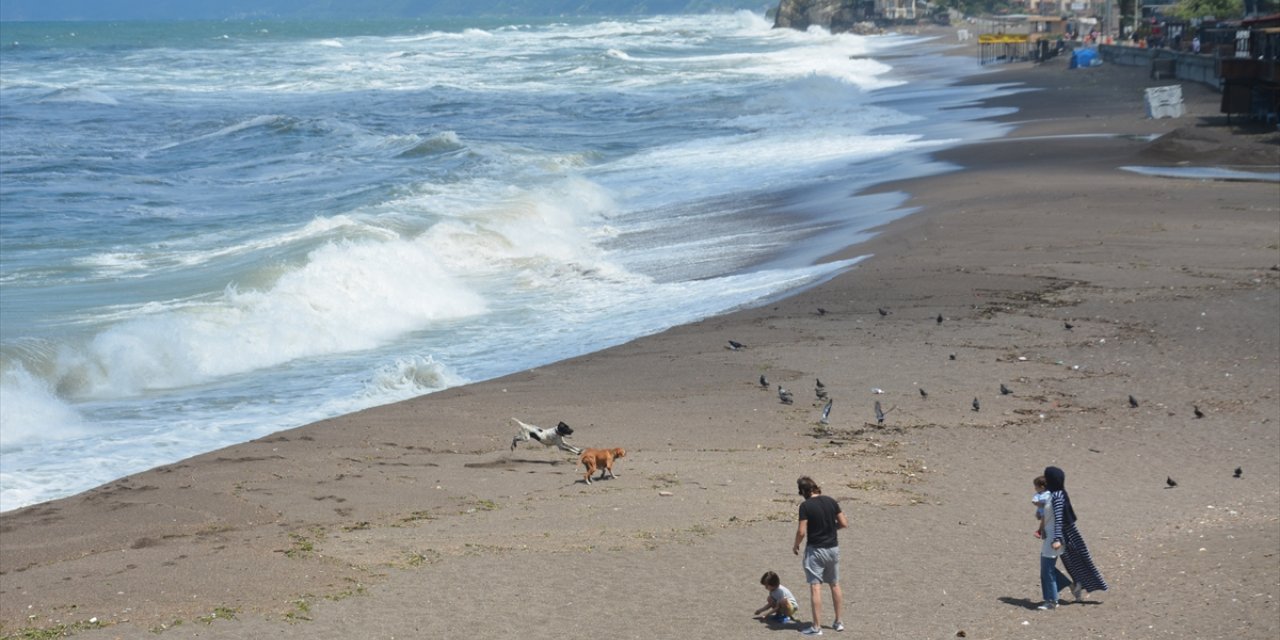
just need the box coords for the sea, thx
[0,12,1019,511]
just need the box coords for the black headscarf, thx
[1044,466,1077,525]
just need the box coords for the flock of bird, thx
[728,306,1242,486]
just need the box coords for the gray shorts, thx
[803,545,840,584]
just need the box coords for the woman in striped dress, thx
[1045,466,1109,598]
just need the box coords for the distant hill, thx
[0,0,775,21]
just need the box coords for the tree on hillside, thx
[1169,0,1243,20]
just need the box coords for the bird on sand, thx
[1064,321,1074,330]
[820,399,833,425]
[949,353,957,361]
[936,313,944,324]
[815,386,828,401]
[874,400,885,425]
[1000,383,1012,396]
[1166,476,1178,488]
[972,397,981,412]
[727,340,746,350]
[778,387,793,405]
[815,378,825,390]
[878,307,890,317]
[919,388,928,399]
[1129,395,1140,408]
[759,374,769,390]
[816,308,828,316]
[1193,405,1204,419]
[1233,467,1243,478]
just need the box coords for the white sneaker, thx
[800,626,824,636]
[1036,602,1057,611]
[833,621,845,632]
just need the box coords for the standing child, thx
[1032,476,1051,539]
[754,570,799,624]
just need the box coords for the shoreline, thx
[2,49,1277,639]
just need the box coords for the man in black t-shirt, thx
[792,476,848,636]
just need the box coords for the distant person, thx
[1192,36,1201,53]
[754,570,799,624]
[1032,475,1051,539]
[793,476,848,635]
[1045,466,1109,601]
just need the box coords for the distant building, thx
[876,0,916,20]
[1015,0,1101,18]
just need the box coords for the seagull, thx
[919,388,928,399]
[972,397,980,412]
[727,340,746,351]
[1000,383,1012,396]
[936,313,944,324]
[1234,467,1243,478]
[778,387,794,405]
[759,374,769,390]
[820,399,833,425]
[1129,395,1140,408]
[1193,405,1204,419]
[874,400,885,425]
[878,307,890,317]
[1064,321,1074,330]
[1166,476,1178,488]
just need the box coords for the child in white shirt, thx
[1032,475,1051,539]
[755,570,799,624]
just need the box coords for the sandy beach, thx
[2,40,1278,640]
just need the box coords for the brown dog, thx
[580,447,625,484]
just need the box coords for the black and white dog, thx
[510,418,582,455]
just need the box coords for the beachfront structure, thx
[877,0,917,19]
[1016,0,1103,18]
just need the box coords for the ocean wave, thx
[35,86,119,106]
[15,232,488,403]
[18,173,633,404]
[149,114,293,153]
[0,362,87,450]
[72,214,398,279]
[365,355,465,398]
[396,131,466,158]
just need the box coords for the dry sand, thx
[2,46,1278,640]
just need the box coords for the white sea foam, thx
[0,364,87,450]
[73,214,397,278]
[151,245,466,387]
[366,355,466,398]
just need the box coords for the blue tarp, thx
[1069,47,1101,69]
